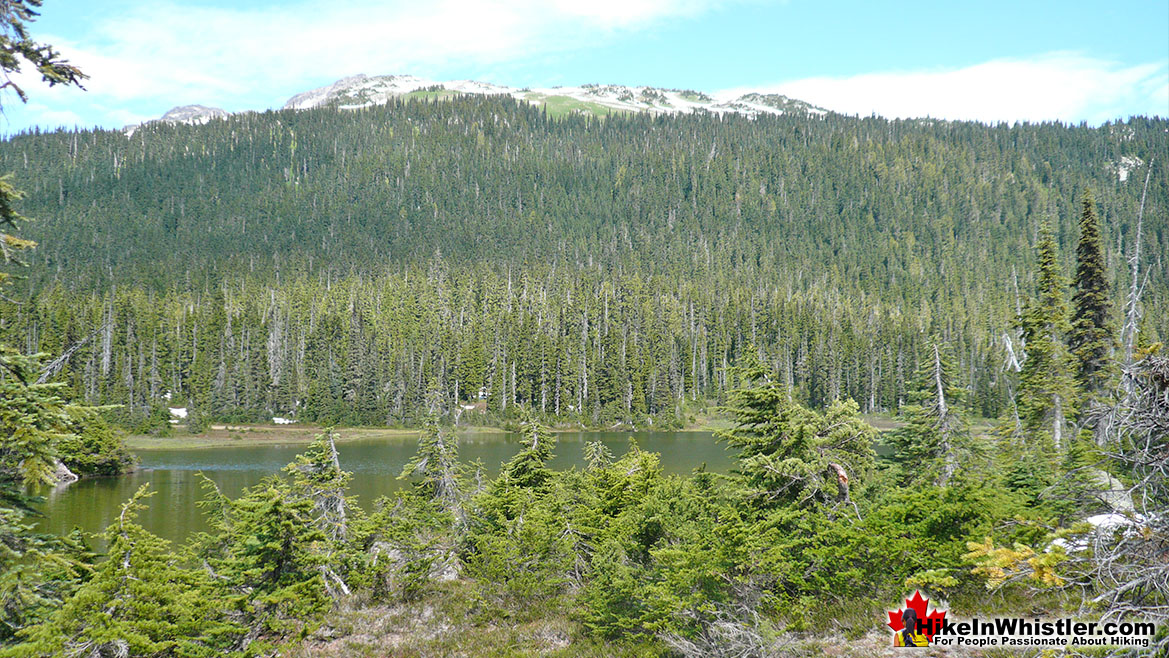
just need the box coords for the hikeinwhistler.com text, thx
[923,617,1156,649]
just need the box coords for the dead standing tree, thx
[1088,354,1169,656]
[1120,159,1154,375]
[284,429,354,597]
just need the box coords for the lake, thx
[38,430,735,546]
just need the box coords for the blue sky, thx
[3,0,1167,133]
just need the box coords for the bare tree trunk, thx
[36,322,107,385]
[1121,159,1153,374]
[1052,394,1063,450]
[933,345,956,486]
[1002,332,1023,372]
[324,432,347,540]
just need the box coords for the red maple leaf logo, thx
[887,590,947,641]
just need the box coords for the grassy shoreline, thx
[124,418,738,451]
[125,412,951,452]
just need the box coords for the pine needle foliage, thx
[498,409,557,490]
[283,428,353,543]
[203,480,331,641]
[1069,190,1116,401]
[889,341,976,486]
[0,349,73,487]
[717,364,876,510]
[6,486,237,658]
[399,414,465,520]
[0,519,93,644]
[1014,221,1079,450]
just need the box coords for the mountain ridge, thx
[278,73,829,119]
[142,73,829,125]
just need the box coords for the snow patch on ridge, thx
[1113,155,1144,182]
[278,73,830,119]
[160,105,230,124]
[127,74,832,134]
[125,105,229,136]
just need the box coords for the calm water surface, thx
[39,431,733,546]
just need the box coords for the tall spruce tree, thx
[889,341,972,486]
[1016,221,1078,449]
[1069,191,1115,402]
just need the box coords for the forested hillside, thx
[1,97,1165,426]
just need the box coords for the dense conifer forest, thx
[1,7,1168,651]
[0,100,1165,428]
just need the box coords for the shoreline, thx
[124,412,925,452]
[124,420,736,451]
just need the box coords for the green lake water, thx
[38,431,734,546]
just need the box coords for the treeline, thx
[0,97,1164,426]
[11,264,1008,428]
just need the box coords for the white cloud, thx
[5,102,83,129]
[547,0,719,28]
[6,4,1165,132]
[13,0,724,118]
[724,53,1169,125]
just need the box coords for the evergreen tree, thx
[717,364,875,511]
[366,411,467,602]
[0,350,101,642]
[360,491,455,602]
[0,517,93,644]
[1015,221,1078,449]
[283,428,360,597]
[8,487,236,657]
[497,409,556,490]
[56,412,136,477]
[399,413,465,522]
[205,480,330,642]
[889,341,974,486]
[284,428,352,543]
[1069,190,1115,402]
[0,349,74,487]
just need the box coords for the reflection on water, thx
[39,431,734,546]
